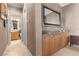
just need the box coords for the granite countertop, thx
[42,29,69,38]
[42,25,69,37]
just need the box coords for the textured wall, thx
[35,3,42,56]
[26,3,42,56]
[21,4,27,48]
[63,3,79,35]
[0,19,7,55]
[26,3,36,55]
[8,5,22,32]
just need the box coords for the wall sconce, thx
[2,14,7,28]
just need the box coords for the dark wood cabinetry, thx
[42,32,69,56]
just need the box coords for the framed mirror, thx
[43,6,61,26]
[12,20,18,29]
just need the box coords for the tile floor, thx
[3,40,32,56]
[53,45,79,56]
[3,40,79,56]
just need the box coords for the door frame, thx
[21,3,27,45]
[7,3,27,44]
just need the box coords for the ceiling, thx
[58,3,71,7]
[8,3,24,9]
[8,3,70,9]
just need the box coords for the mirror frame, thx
[43,6,61,26]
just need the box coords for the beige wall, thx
[0,19,7,55]
[26,3,42,56]
[26,3,36,55]
[8,4,22,17]
[63,4,79,35]
[8,4,22,32]
[21,4,27,48]
[35,3,42,56]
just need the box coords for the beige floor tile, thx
[3,40,32,56]
[4,40,79,56]
[53,45,79,56]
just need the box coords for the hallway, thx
[3,40,32,56]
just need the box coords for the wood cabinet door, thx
[42,36,50,56]
[42,32,69,56]
[59,32,69,49]
[50,35,55,55]
[62,36,69,47]
[59,33,64,49]
[54,34,60,52]
[11,32,20,40]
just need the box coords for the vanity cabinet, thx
[42,32,69,56]
[11,32,20,40]
[42,36,51,55]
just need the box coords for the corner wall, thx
[26,3,42,56]
[63,4,79,35]
[35,3,42,56]
[26,3,36,55]
[0,19,7,55]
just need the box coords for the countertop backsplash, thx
[42,25,68,34]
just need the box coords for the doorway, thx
[7,3,24,43]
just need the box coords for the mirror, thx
[43,6,61,26]
[12,20,18,29]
